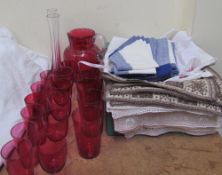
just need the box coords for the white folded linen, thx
[104,37,158,75]
[118,39,158,70]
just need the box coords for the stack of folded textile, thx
[103,31,222,138]
[108,36,179,81]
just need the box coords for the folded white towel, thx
[104,37,157,75]
[0,27,49,165]
[118,39,158,70]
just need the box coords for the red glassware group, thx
[64,28,105,159]
[1,8,106,175]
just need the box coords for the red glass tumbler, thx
[75,109,103,137]
[78,100,104,121]
[49,97,71,121]
[38,139,67,174]
[21,105,47,145]
[21,104,46,121]
[47,114,69,142]
[72,109,101,159]
[10,122,39,166]
[30,80,45,93]
[1,139,34,175]
[24,92,47,108]
[40,70,49,81]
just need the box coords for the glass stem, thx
[47,9,61,70]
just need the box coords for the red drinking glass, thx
[47,80,72,107]
[49,97,71,121]
[77,65,102,82]
[30,80,45,93]
[77,85,102,107]
[21,104,46,121]
[21,105,47,145]
[10,123,39,166]
[40,70,49,81]
[38,138,67,174]
[47,114,69,142]
[78,100,104,121]
[19,115,47,146]
[49,66,74,85]
[74,109,103,137]
[24,92,47,107]
[26,120,47,145]
[73,109,101,159]
[1,139,34,175]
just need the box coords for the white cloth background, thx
[0,27,49,165]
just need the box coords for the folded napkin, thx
[109,37,158,75]
[0,27,49,165]
[118,40,158,70]
[108,36,179,81]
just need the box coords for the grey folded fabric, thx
[104,67,222,115]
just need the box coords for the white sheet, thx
[0,27,49,165]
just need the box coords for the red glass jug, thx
[64,28,106,82]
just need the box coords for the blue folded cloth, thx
[146,38,169,66]
[108,36,179,81]
[121,64,179,81]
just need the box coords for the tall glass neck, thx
[47,9,61,70]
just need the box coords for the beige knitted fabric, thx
[124,127,217,138]
[114,111,217,133]
[104,69,222,115]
